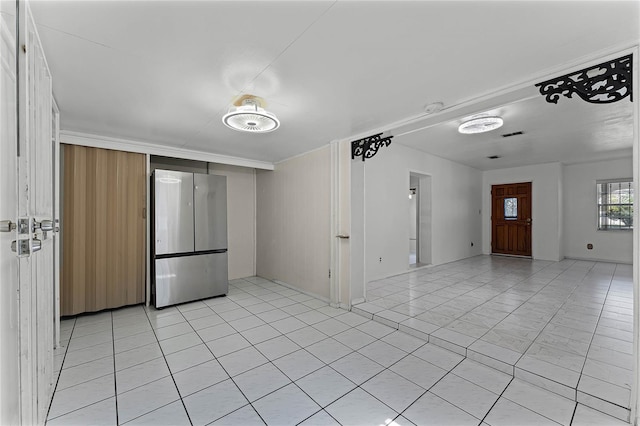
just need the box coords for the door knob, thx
[31,238,42,253]
[0,220,16,232]
[39,220,54,232]
[2,218,30,234]
[33,219,54,232]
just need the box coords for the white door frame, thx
[52,98,60,348]
[329,140,352,309]
[0,1,21,423]
[630,46,639,426]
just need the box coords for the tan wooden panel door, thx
[491,182,532,257]
[62,145,146,316]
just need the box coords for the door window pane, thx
[504,198,517,219]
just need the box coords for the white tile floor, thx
[48,258,632,425]
[354,255,633,422]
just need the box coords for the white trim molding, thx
[630,45,639,426]
[60,130,275,171]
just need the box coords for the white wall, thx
[563,158,633,263]
[208,163,257,279]
[256,147,331,299]
[482,162,563,261]
[362,143,483,283]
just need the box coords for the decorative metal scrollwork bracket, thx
[535,54,632,104]
[351,133,394,162]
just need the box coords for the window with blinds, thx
[597,179,633,230]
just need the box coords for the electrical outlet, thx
[587,243,593,250]
[379,257,382,263]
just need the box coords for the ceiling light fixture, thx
[222,95,280,133]
[458,116,504,134]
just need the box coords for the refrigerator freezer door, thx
[154,170,194,255]
[154,252,228,308]
[194,174,228,251]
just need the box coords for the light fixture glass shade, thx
[222,103,280,133]
[458,116,503,134]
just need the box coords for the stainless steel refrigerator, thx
[152,169,228,308]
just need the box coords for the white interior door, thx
[0,1,21,424]
[16,1,55,423]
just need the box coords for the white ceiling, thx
[30,1,639,169]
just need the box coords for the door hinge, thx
[22,44,26,53]
[329,269,331,279]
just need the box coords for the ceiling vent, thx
[502,131,524,138]
[222,95,280,133]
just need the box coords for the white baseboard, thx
[272,279,331,303]
[564,256,632,265]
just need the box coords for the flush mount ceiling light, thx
[222,95,280,133]
[458,116,504,134]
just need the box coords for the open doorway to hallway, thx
[409,172,431,268]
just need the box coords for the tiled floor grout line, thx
[219,333,305,423]
[377,260,573,342]
[355,259,622,406]
[479,374,516,425]
[139,305,194,426]
[391,354,468,423]
[505,262,598,370]
[173,281,438,424]
[230,282,368,424]
[109,311,120,426]
[568,400,579,426]
[45,317,76,421]
[52,264,632,425]
[48,312,154,422]
[570,263,624,409]
[168,279,339,424]
[278,330,433,424]
[550,266,611,381]
[174,290,274,426]
[56,314,150,364]
[463,266,568,364]
[362,259,635,421]
[368,260,567,340]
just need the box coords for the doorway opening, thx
[409,172,431,267]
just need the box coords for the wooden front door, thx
[491,182,532,257]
